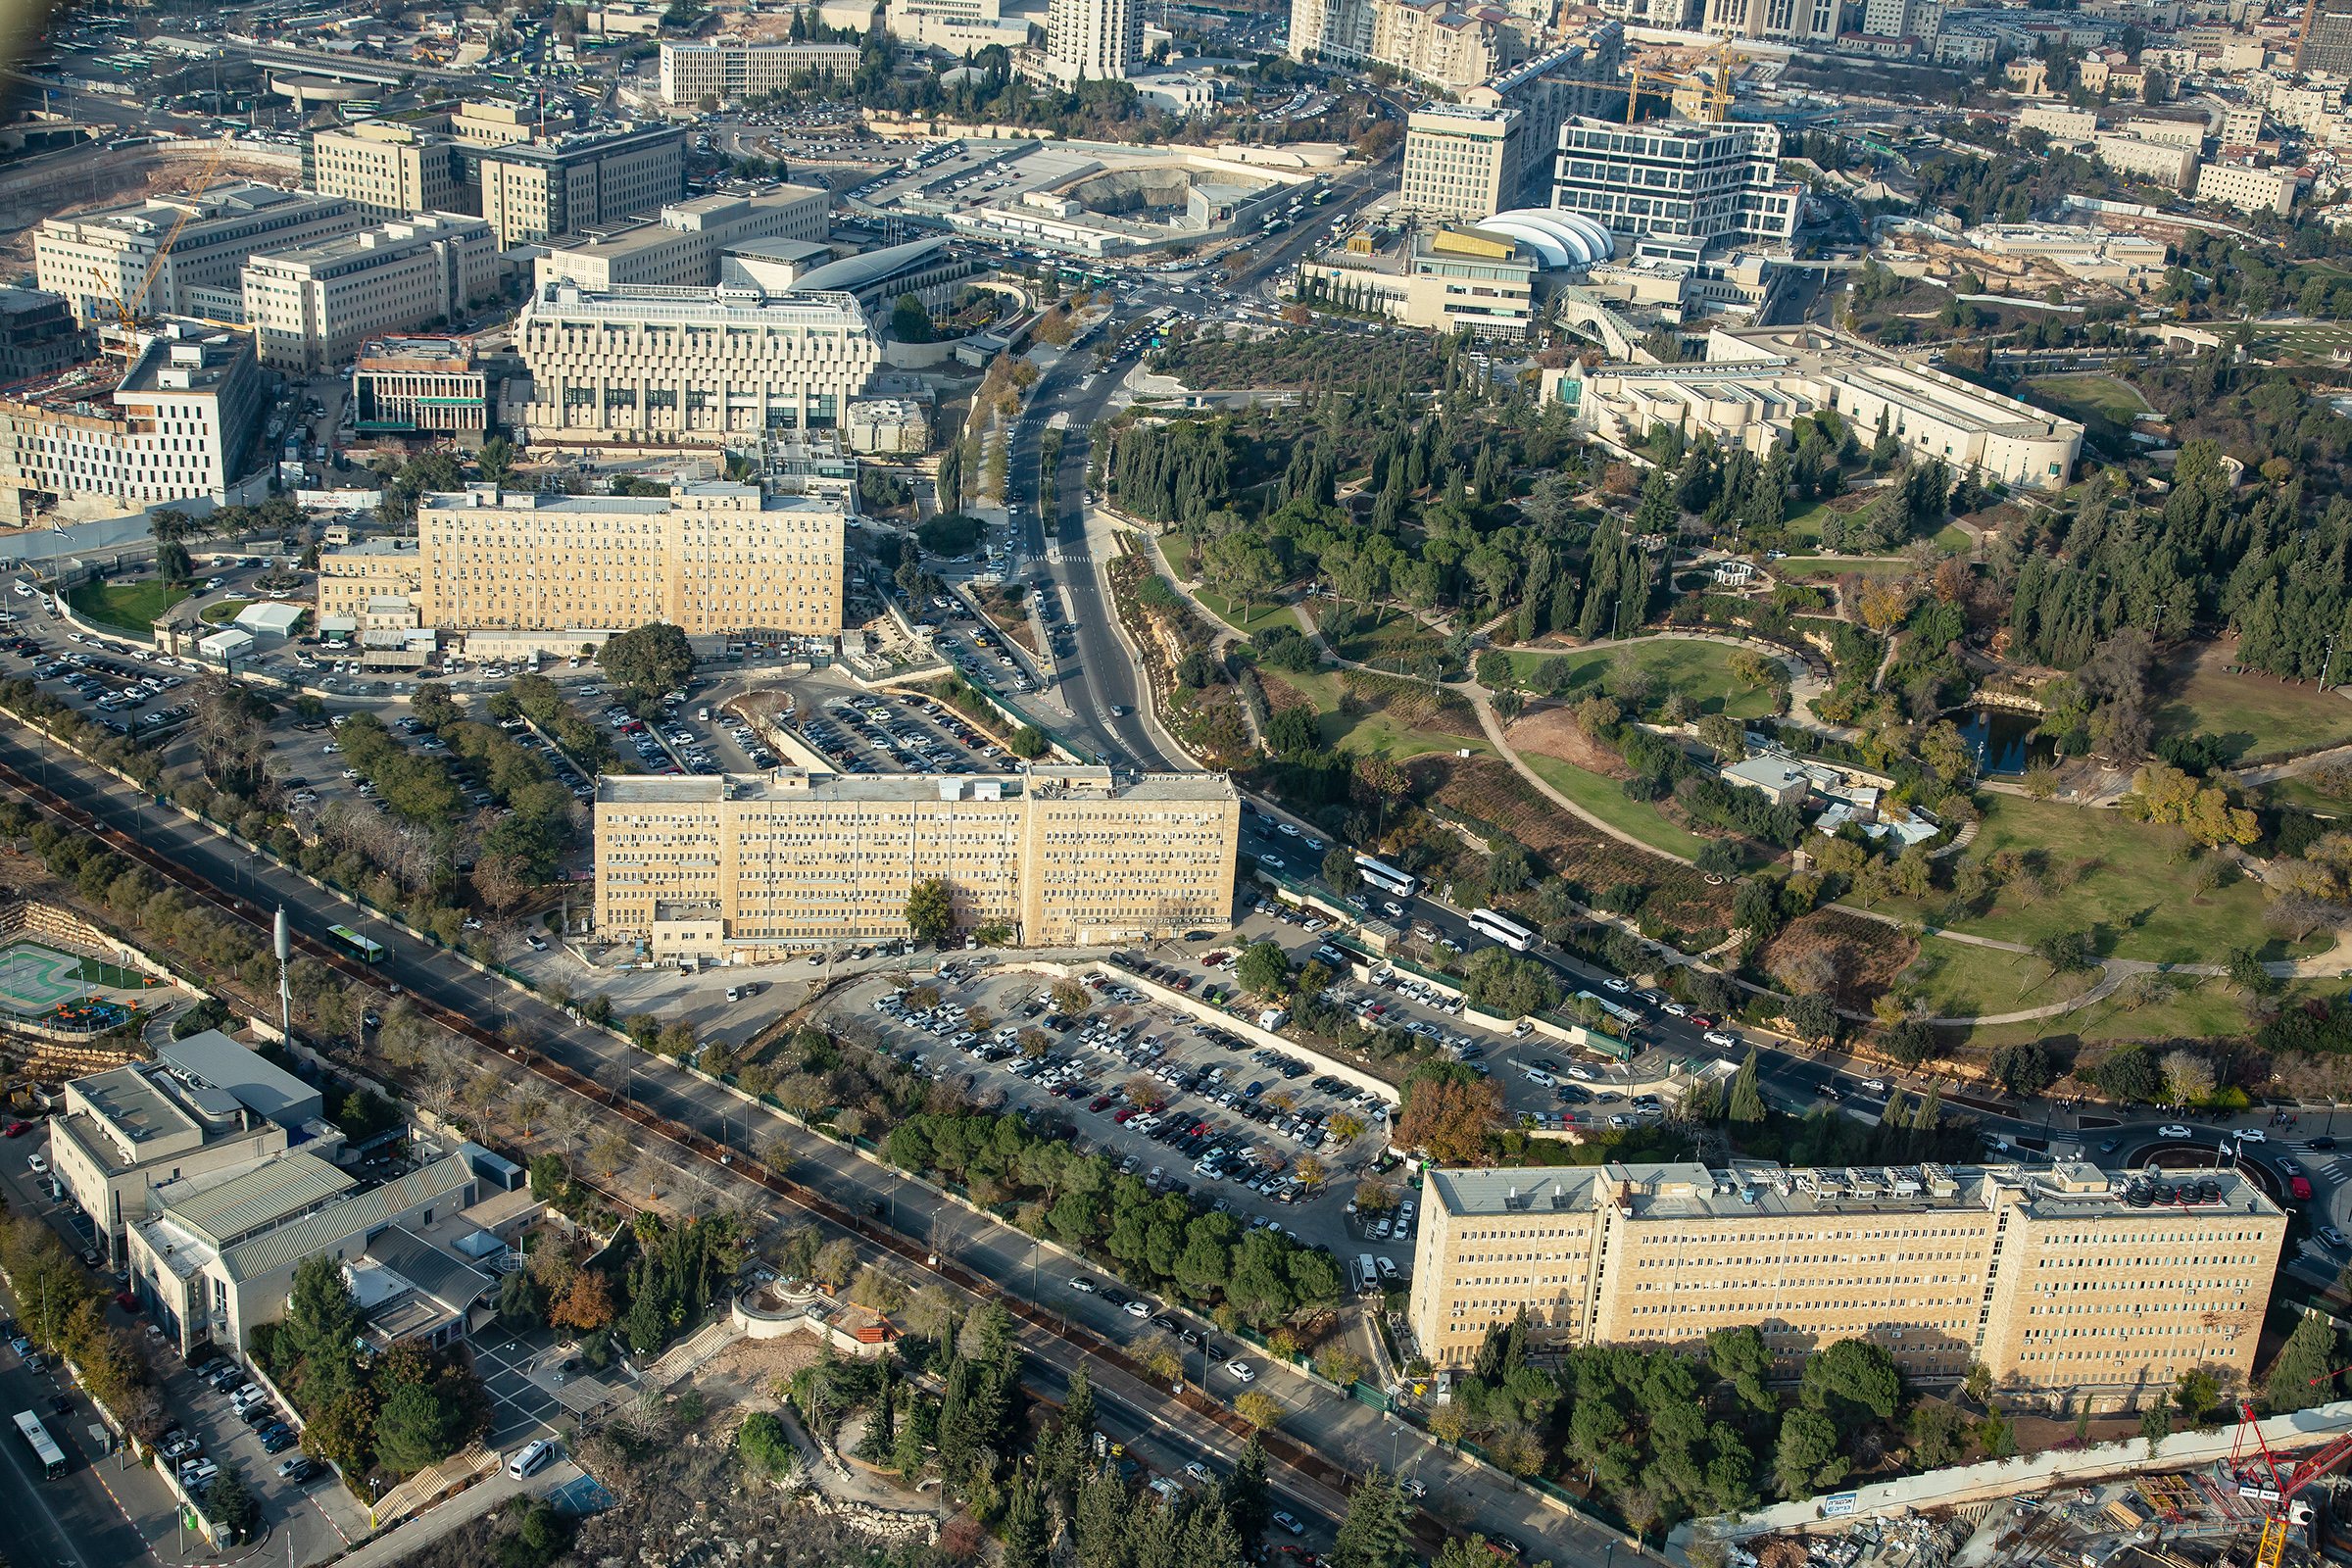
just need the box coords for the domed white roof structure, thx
[1478,209,1616,269]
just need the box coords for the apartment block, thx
[0,318,261,518]
[34,183,362,327]
[1400,104,1524,221]
[1288,0,1527,89]
[1552,116,1799,263]
[1459,27,1631,164]
[413,480,846,636]
[0,290,89,382]
[240,214,498,374]
[476,127,685,249]
[315,534,425,618]
[2020,102,2099,140]
[594,763,1242,958]
[2091,132,2199,187]
[2223,106,2265,145]
[514,280,880,443]
[353,336,490,435]
[48,1032,334,1267]
[534,185,831,292]
[2194,159,2303,215]
[2299,0,2352,74]
[306,122,467,221]
[1861,0,1937,35]
[659,39,864,103]
[1407,1160,2283,1406]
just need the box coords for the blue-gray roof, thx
[789,236,950,294]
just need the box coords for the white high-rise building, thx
[1552,116,1800,263]
[1047,0,1139,81]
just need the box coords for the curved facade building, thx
[1479,208,1617,269]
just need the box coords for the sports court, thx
[0,939,141,1010]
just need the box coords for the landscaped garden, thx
[69,577,186,632]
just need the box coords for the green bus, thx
[326,925,386,963]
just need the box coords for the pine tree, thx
[1330,1468,1413,1568]
[1075,1465,1133,1568]
[1064,1362,1094,1441]
[1912,1079,1941,1132]
[1180,1503,1246,1568]
[2266,1310,2344,1412]
[1221,1435,1273,1540]
[936,1354,977,1491]
[1003,1466,1050,1568]
[1635,466,1676,537]
[1729,1046,1766,1123]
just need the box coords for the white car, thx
[2236,1127,2268,1144]
[25,1152,45,1173]
[1225,1359,1255,1382]
[1703,1030,1738,1049]
[1662,1002,1690,1017]
[1123,1299,1151,1317]
[1566,1065,1594,1082]
[1601,977,1633,994]
[2158,1124,2192,1140]
[1277,822,1300,837]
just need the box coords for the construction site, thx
[1702,1402,2352,1568]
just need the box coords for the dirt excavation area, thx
[1504,703,1631,778]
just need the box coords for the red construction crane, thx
[2229,1400,2352,1568]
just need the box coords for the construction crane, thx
[1624,40,1747,125]
[97,139,230,333]
[2229,1399,2352,1568]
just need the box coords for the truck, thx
[1257,1007,1290,1032]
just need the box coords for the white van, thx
[508,1439,557,1480]
[1357,1252,1376,1293]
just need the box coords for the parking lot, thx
[794,689,1008,775]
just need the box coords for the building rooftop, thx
[245,214,486,277]
[47,181,340,243]
[322,535,424,558]
[788,236,951,294]
[359,337,478,369]
[216,1154,476,1283]
[597,763,1240,807]
[159,1031,318,1127]
[155,1150,355,1249]
[526,279,869,326]
[477,123,680,168]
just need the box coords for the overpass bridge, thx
[233,40,476,88]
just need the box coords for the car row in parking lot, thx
[799,693,1002,775]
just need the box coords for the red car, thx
[1172,976,1195,992]
[1113,1107,1137,1123]
[1688,1014,1716,1031]
[113,1291,137,1313]
[2,1121,28,1138]
[1090,1096,1115,1111]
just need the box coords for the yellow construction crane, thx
[98,140,230,332]
[1625,40,1747,124]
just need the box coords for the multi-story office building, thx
[2299,0,2352,74]
[315,533,425,617]
[0,318,262,518]
[1400,104,1525,221]
[1701,0,1846,47]
[658,39,864,102]
[594,763,1242,958]
[34,184,362,327]
[305,122,467,222]
[0,290,89,382]
[1407,1159,2283,1407]
[240,214,498,374]
[533,185,832,292]
[1569,324,2082,490]
[2091,132,2198,187]
[476,127,686,249]
[888,0,1030,49]
[410,480,847,635]
[1046,0,1141,81]
[1289,0,1528,86]
[2122,115,2206,150]
[2019,102,2099,139]
[48,1032,332,1267]
[1459,28,1632,167]
[2194,159,2304,215]
[514,280,880,443]
[1552,116,1800,263]
[353,337,491,436]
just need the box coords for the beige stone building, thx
[315,535,425,619]
[409,481,846,635]
[659,40,864,103]
[533,185,831,292]
[307,122,467,221]
[34,183,362,327]
[476,127,685,249]
[514,281,880,444]
[1408,1160,2282,1406]
[352,337,490,435]
[2091,132,2199,187]
[2193,159,2304,216]
[594,764,1242,956]
[240,214,499,374]
[1398,104,1523,222]
[1297,226,1541,340]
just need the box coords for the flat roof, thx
[159,1030,318,1125]
[598,764,1238,807]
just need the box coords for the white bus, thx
[14,1409,66,1479]
[1352,855,1419,899]
[1468,908,1538,953]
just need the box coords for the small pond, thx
[1951,706,2055,776]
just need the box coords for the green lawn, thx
[1487,641,1780,720]
[1520,753,1713,859]
[1783,501,1836,544]
[2025,373,2149,435]
[1329,604,1448,668]
[1901,937,2099,1021]
[1195,590,1298,637]
[69,579,186,632]
[1951,974,2323,1054]
[1870,794,2316,966]
[1934,525,1974,555]
[1260,666,1492,760]
[199,600,242,625]
[2151,659,2352,763]
[2259,774,2352,816]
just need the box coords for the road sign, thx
[1823,1493,1858,1517]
